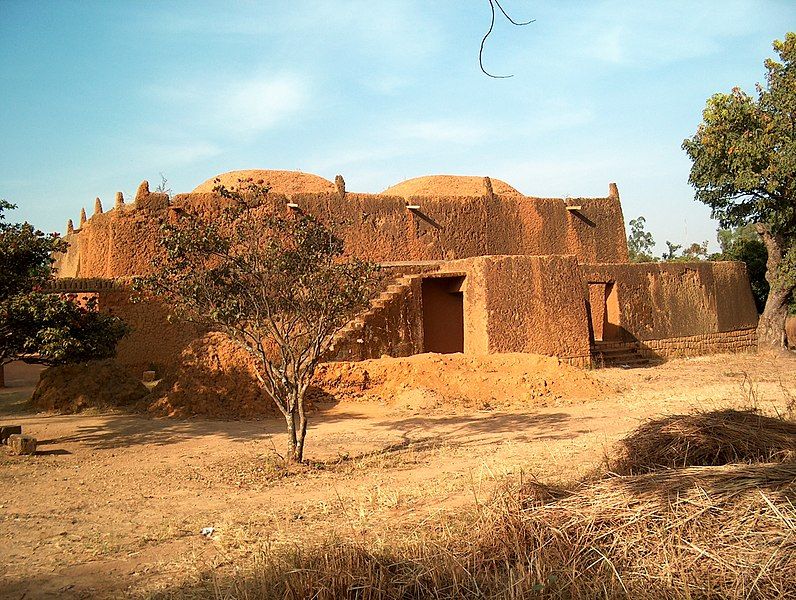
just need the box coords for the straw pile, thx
[609,408,796,474]
[475,462,796,599]
[157,463,795,599]
[149,409,796,600]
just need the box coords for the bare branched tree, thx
[135,180,380,462]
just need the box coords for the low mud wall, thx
[32,283,207,378]
[442,255,592,362]
[642,328,757,358]
[580,262,758,343]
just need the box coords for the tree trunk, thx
[294,394,308,464]
[283,391,309,463]
[758,286,791,349]
[0,363,4,389]
[755,224,794,350]
[285,411,299,462]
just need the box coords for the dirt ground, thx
[1,352,795,600]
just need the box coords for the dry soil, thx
[1,352,795,599]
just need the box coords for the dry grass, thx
[147,462,795,600]
[145,408,796,599]
[607,408,796,474]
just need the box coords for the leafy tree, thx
[661,241,683,261]
[627,216,657,262]
[135,181,380,463]
[661,240,710,262]
[680,241,710,261]
[716,225,770,312]
[683,33,796,349]
[0,201,128,386]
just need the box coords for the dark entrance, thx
[421,276,465,353]
[587,281,621,342]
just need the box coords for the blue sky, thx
[1,1,793,253]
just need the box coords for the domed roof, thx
[192,170,336,195]
[382,175,523,198]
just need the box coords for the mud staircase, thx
[591,341,658,369]
[328,272,421,361]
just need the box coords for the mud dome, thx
[382,175,523,198]
[47,169,759,413]
[192,169,337,195]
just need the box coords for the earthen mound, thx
[144,332,279,419]
[609,408,796,474]
[313,353,606,408]
[192,170,336,196]
[382,175,523,198]
[142,348,604,419]
[32,360,148,413]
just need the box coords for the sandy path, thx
[1,353,794,599]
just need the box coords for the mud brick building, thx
[52,170,758,373]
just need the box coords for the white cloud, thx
[392,105,593,147]
[150,73,310,141]
[219,75,309,136]
[291,1,444,61]
[135,140,222,167]
[396,120,491,145]
[576,0,766,66]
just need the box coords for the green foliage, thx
[0,199,67,298]
[661,241,682,261]
[661,240,710,262]
[683,33,796,342]
[682,33,796,235]
[0,201,128,366]
[135,179,380,462]
[1,293,128,364]
[716,225,770,312]
[681,242,710,261]
[627,216,657,262]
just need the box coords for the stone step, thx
[592,351,653,368]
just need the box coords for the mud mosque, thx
[52,170,758,376]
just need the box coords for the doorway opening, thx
[588,282,621,342]
[421,276,465,353]
[603,282,621,341]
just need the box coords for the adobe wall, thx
[54,196,171,279]
[580,262,758,342]
[98,289,205,377]
[54,185,629,278]
[441,255,592,364]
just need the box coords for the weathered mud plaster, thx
[438,256,591,361]
[54,177,628,277]
[580,262,758,342]
[50,170,759,373]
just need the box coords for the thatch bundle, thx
[477,462,796,598]
[609,408,796,474]
[149,410,796,600]
[159,463,796,600]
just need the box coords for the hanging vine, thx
[479,0,534,78]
